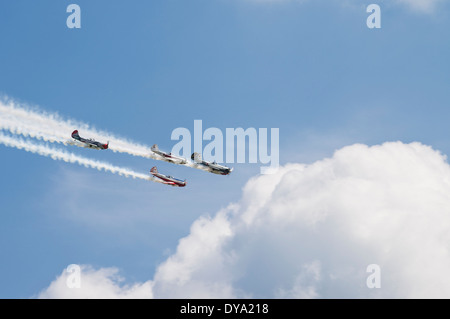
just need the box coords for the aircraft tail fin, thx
[150,166,158,174]
[71,130,80,139]
[191,152,202,163]
[151,144,159,152]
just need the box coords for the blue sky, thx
[1,0,450,298]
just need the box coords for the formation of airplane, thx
[71,130,109,150]
[191,152,233,175]
[70,130,233,187]
[150,166,186,187]
[151,144,187,164]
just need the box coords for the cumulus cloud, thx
[38,265,153,299]
[38,141,450,298]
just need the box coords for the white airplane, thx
[191,152,233,175]
[150,167,187,187]
[151,144,187,164]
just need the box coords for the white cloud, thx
[395,0,443,13]
[348,0,444,13]
[246,0,445,13]
[275,260,322,298]
[38,141,450,298]
[37,265,153,299]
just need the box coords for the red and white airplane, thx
[71,130,109,150]
[150,166,187,187]
[151,144,187,164]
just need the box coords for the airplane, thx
[191,152,233,175]
[151,144,187,164]
[71,130,109,150]
[150,166,187,187]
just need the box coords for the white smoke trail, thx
[0,132,165,184]
[0,98,158,159]
[0,97,223,174]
